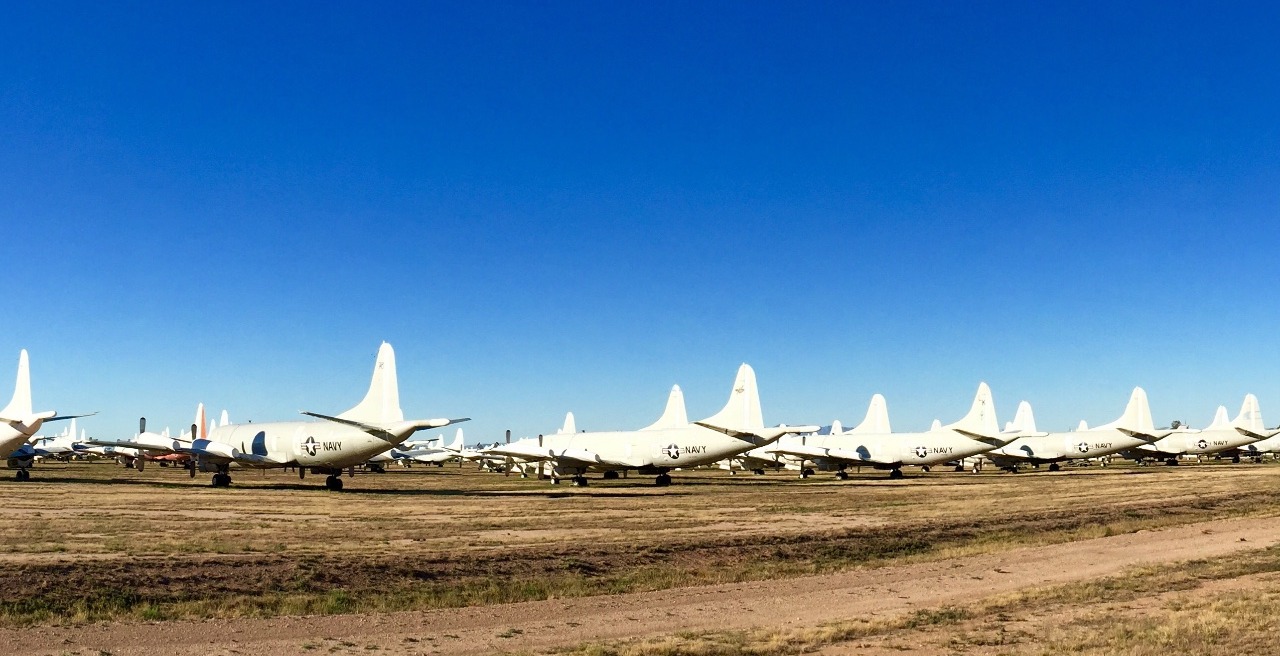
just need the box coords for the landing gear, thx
[654,473,672,487]
[971,461,983,474]
[572,475,589,487]
[298,467,306,480]
[1165,458,1179,466]
[921,465,931,473]
[186,461,197,478]
[752,468,765,476]
[835,470,849,480]
[602,470,620,480]
[325,475,344,491]
[211,472,232,487]
[1232,455,1241,464]
[15,469,30,482]
[1048,463,1061,472]
[368,463,386,474]
[136,458,145,472]
[955,464,966,472]
[550,477,562,485]
[888,468,904,480]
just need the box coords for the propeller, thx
[139,417,146,434]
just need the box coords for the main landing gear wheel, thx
[15,470,30,481]
[1048,463,1061,472]
[187,462,197,478]
[921,465,931,473]
[799,467,815,479]
[752,468,766,476]
[325,475,344,491]
[602,470,620,480]
[572,476,589,487]
[654,473,672,487]
[835,471,849,480]
[955,464,965,472]
[1165,458,1179,466]
[1232,455,1242,464]
[888,469,905,480]
[211,473,232,487]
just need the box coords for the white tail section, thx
[1077,420,1089,431]
[829,419,844,435]
[449,428,464,451]
[699,364,763,431]
[930,419,942,430]
[1233,394,1264,432]
[1098,387,1154,432]
[338,342,404,424]
[219,409,229,427]
[850,394,891,434]
[643,385,689,430]
[559,412,577,434]
[195,403,207,439]
[1207,406,1229,429]
[1004,401,1037,434]
[944,382,999,437]
[1,350,33,419]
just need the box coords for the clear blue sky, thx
[3,1,1278,441]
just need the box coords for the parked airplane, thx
[1121,394,1271,465]
[981,388,1168,472]
[486,364,816,486]
[29,418,86,460]
[769,383,1002,479]
[367,428,466,470]
[1,350,91,480]
[169,342,466,490]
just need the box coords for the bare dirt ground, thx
[2,459,1279,655]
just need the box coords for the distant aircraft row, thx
[3,345,1276,489]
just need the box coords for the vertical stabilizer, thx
[642,384,689,430]
[219,409,230,427]
[559,412,577,434]
[1233,394,1263,432]
[698,364,763,431]
[449,428,464,451]
[338,342,404,424]
[1004,401,1037,434]
[1077,420,1089,431]
[829,419,844,435]
[1207,406,1229,429]
[195,403,207,439]
[1,350,33,419]
[943,382,999,437]
[850,394,891,434]
[1098,387,1154,432]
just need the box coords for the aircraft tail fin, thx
[559,412,577,434]
[850,394,891,434]
[195,403,207,439]
[337,342,404,424]
[698,364,763,431]
[1,350,33,419]
[1098,387,1155,433]
[1207,406,1230,429]
[829,419,844,435]
[642,385,689,430]
[1233,394,1264,432]
[449,428,464,451]
[1004,401,1037,434]
[219,409,230,427]
[943,382,999,438]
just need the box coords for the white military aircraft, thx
[1122,394,1272,465]
[367,428,466,470]
[769,383,1002,479]
[486,364,816,486]
[132,342,466,490]
[1,350,91,480]
[981,388,1169,472]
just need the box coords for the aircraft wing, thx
[1236,426,1280,440]
[952,429,1010,447]
[693,423,821,446]
[484,444,630,468]
[84,438,185,454]
[301,412,471,442]
[1117,428,1175,442]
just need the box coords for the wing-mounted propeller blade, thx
[139,417,146,434]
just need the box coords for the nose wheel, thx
[15,470,30,481]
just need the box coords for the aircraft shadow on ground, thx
[4,475,693,498]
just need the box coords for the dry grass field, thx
[2,458,1279,654]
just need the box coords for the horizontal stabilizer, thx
[953,428,1011,447]
[1116,427,1174,442]
[302,411,469,442]
[1235,426,1280,441]
[693,422,820,446]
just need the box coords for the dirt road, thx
[11,514,1279,655]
